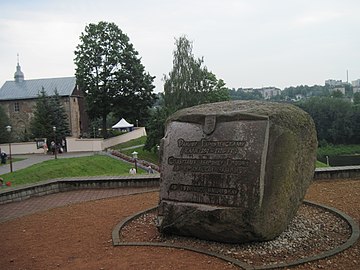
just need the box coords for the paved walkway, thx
[0,151,95,174]
[0,186,158,223]
[121,144,145,151]
[0,151,159,223]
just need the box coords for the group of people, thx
[45,139,66,155]
[129,165,155,175]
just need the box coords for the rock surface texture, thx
[157,100,317,243]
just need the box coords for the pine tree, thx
[0,105,10,143]
[30,88,53,139]
[30,88,70,149]
[50,90,70,141]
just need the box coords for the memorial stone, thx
[157,100,317,243]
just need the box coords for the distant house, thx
[0,62,88,140]
[257,87,281,99]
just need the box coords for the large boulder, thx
[157,100,317,243]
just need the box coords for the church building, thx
[0,62,88,140]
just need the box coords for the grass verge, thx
[1,155,145,187]
[316,160,329,168]
[317,144,360,158]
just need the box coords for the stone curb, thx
[0,175,160,205]
[112,201,360,270]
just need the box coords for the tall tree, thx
[30,88,70,145]
[298,97,353,145]
[50,90,71,141]
[163,36,229,112]
[0,105,10,144]
[30,88,53,139]
[74,21,156,138]
[145,36,229,151]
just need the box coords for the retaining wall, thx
[1,166,360,205]
[0,175,159,205]
[314,166,360,180]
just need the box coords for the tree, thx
[297,97,353,144]
[354,92,360,105]
[30,88,70,145]
[331,90,344,98]
[30,88,53,139]
[74,21,156,138]
[0,105,10,143]
[145,36,229,151]
[144,107,169,152]
[50,90,71,141]
[163,36,229,112]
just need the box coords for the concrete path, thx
[121,144,145,151]
[0,152,95,175]
[0,186,158,223]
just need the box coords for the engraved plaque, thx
[160,117,269,208]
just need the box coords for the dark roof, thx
[0,77,76,101]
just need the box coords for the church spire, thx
[14,53,25,83]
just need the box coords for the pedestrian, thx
[50,141,55,155]
[43,143,48,154]
[147,165,154,174]
[129,167,137,175]
[1,151,7,164]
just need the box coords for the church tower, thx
[14,54,24,83]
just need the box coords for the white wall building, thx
[325,79,344,87]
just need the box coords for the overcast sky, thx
[1,0,359,92]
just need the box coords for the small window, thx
[14,102,20,112]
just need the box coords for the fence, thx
[0,127,147,154]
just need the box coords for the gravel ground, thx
[0,179,359,270]
[120,202,351,268]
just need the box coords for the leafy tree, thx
[331,90,344,98]
[74,21,156,138]
[144,107,169,152]
[297,97,353,144]
[163,36,229,112]
[350,104,360,143]
[353,92,360,105]
[0,105,10,143]
[145,36,229,150]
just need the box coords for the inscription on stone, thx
[160,120,269,207]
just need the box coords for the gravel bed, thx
[120,203,351,267]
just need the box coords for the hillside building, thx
[0,62,88,140]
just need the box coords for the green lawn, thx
[113,136,147,150]
[316,160,329,168]
[1,155,145,187]
[317,144,360,158]
[112,136,160,165]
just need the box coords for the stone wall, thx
[0,175,160,205]
[0,96,83,139]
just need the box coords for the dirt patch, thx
[0,179,359,270]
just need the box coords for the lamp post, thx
[6,125,13,173]
[53,126,57,160]
[132,151,138,173]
